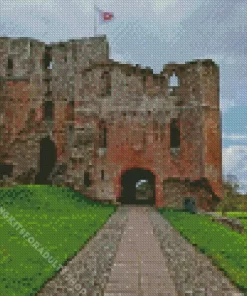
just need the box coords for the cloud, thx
[223,146,247,171]
[222,133,247,140]
[220,100,236,113]
[136,180,148,187]
[223,145,247,193]
[0,0,95,41]
[202,53,247,66]
[152,0,202,22]
[0,0,57,11]
[110,52,133,63]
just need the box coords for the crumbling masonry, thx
[0,35,223,210]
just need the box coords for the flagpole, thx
[94,2,97,37]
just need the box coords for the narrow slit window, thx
[43,47,52,69]
[43,101,54,120]
[101,170,104,181]
[160,76,166,88]
[143,131,146,146]
[84,171,92,187]
[99,121,107,148]
[170,119,180,148]
[101,71,111,96]
[103,127,107,147]
[8,58,13,70]
[68,125,74,145]
[143,76,146,91]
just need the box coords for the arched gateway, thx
[120,168,155,205]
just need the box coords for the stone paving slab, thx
[104,293,137,296]
[148,208,244,296]
[36,207,130,296]
[36,205,244,296]
[103,206,178,296]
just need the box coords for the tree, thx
[216,174,241,215]
[136,180,154,200]
[237,193,247,212]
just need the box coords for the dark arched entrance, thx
[120,168,155,205]
[35,136,57,185]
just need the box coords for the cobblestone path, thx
[36,206,244,296]
[37,206,130,296]
[148,208,243,296]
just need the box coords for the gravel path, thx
[148,208,244,296]
[36,206,130,296]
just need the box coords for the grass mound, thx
[0,185,116,295]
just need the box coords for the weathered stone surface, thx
[148,209,244,295]
[0,35,222,210]
[37,206,130,296]
[36,206,244,296]
[104,206,178,296]
[211,217,245,234]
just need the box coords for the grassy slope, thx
[215,212,247,232]
[0,185,116,296]
[159,209,247,294]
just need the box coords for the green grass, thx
[159,209,247,295]
[215,211,247,218]
[215,212,247,232]
[0,185,116,296]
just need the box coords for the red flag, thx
[102,11,114,21]
[95,6,114,23]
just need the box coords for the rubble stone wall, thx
[0,35,223,210]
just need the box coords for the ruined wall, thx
[73,62,180,204]
[0,36,109,180]
[161,62,204,180]
[50,36,109,160]
[0,38,44,145]
[71,59,222,208]
[0,35,222,210]
[0,37,47,179]
[163,178,217,211]
[200,61,223,200]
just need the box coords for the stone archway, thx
[35,136,57,185]
[120,168,155,205]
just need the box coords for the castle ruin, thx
[0,35,223,210]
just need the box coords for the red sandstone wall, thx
[95,112,206,207]
[200,63,223,200]
[2,80,31,144]
[203,108,223,199]
[0,36,222,209]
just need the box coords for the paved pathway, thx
[104,206,178,296]
[148,208,244,296]
[37,206,244,296]
[37,207,130,296]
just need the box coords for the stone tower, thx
[0,35,222,210]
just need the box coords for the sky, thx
[0,0,246,193]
